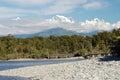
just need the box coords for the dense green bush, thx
[0,28,119,59]
[111,37,120,57]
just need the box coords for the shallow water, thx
[0,58,80,80]
[0,58,80,71]
[0,76,30,80]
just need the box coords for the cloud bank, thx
[0,15,119,35]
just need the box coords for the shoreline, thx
[0,58,120,80]
[0,57,84,62]
[0,58,46,62]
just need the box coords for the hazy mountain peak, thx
[47,15,75,23]
[12,17,21,21]
[14,27,80,38]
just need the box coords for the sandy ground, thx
[0,58,120,80]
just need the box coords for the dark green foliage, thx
[111,37,120,57]
[0,28,120,60]
[110,28,120,57]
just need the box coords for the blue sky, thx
[0,0,120,35]
[0,0,119,23]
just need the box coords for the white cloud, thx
[112,21,120,29]
[0,24,12,35]
[83,1,105,9]
[47,15,75,23]
[0,7,38,18]
[0,0,87,18]
[40,0,86,15]
[0,15,119,35]
[79,18,113,33]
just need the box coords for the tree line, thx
[0,28,120,60]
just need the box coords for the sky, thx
[0,0,119,23]
[0,0,120,35]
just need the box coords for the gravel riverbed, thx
[0,58,120,80]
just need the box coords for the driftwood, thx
[83,52,111,59]
[49,53,74,59]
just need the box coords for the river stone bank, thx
[0,58,120,80]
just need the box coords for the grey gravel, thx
[0,59,120,80]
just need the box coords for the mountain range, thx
[0,15,119,37]
[14,27,80,38]
[14,27,102,38]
